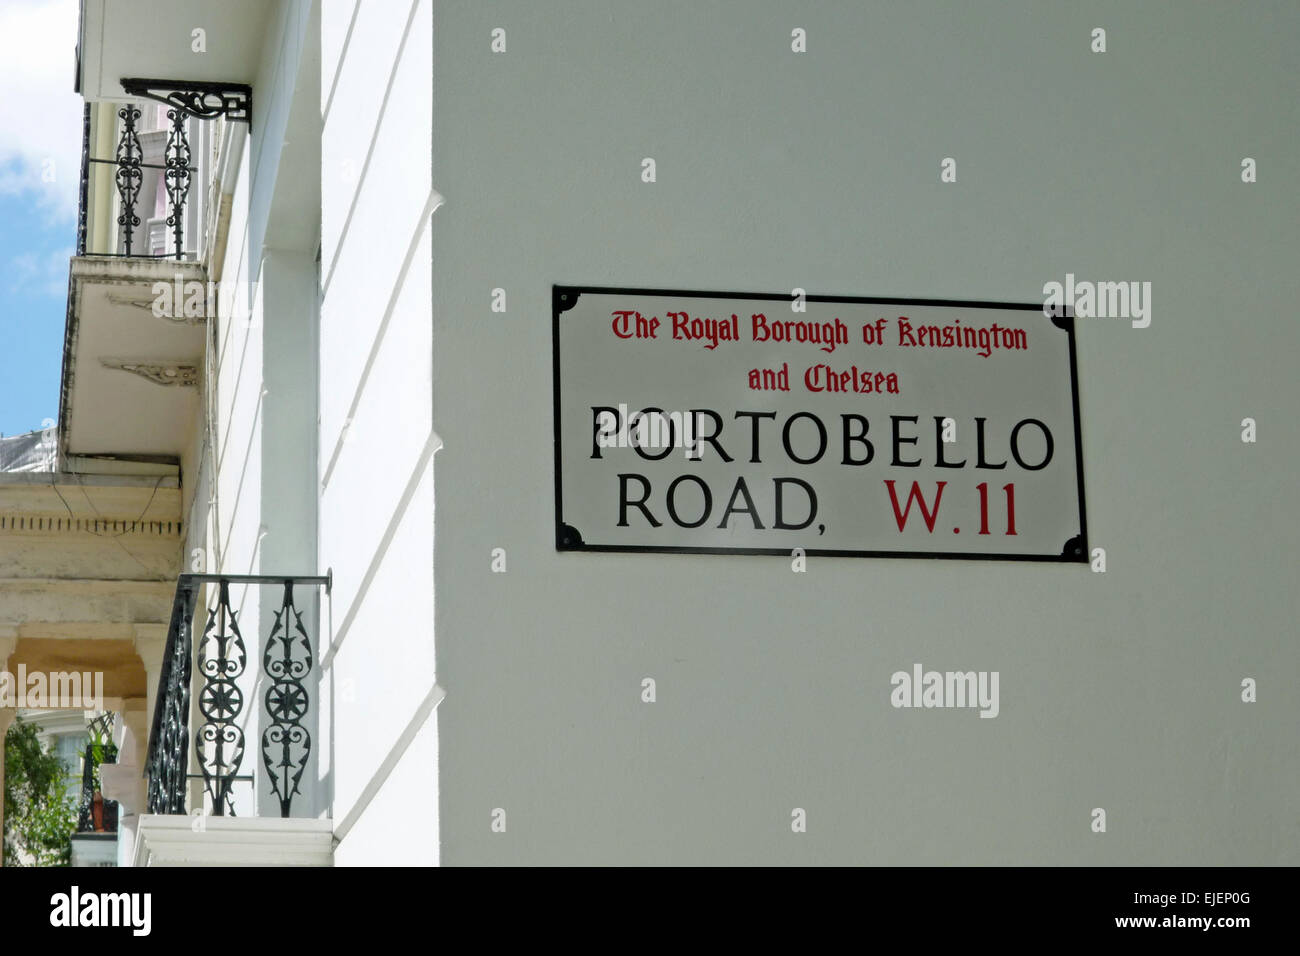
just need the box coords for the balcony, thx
[61,86,255,470]
[61,0,294,473]
[80,100,199,261]
[134,573,333,866]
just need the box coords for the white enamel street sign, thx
[553,286,1088,561]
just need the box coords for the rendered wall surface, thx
[432,1,1300,864]
[320,0,438,865]
[204,0,322,821]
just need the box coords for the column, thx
[132,624,168,755]
[102,698,149,866]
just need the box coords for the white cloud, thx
[0,0,81,220]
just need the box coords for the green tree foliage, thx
[4,718,76,867]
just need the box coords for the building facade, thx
[0,1,1295,866]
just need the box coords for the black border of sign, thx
[552,285,1089,563]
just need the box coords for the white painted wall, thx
[431,1,1300,864]
[196,0,323,820]
[319,0,438,865]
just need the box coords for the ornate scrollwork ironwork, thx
[261,581,314,817]
[113,106,142,255]
[195,581,247,816]
[145,573,329,818]
[77,103,90,256]
[146,586,195,815]
[163,108,192,260]
[80,78,248,260]
[120,78,252,125]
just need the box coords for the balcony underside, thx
[78,0,273,103]
[61,256,207,462]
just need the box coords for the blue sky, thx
[0,0,81,437]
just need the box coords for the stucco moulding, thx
[99,359,200,387]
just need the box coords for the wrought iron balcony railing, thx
[145,572,330,819]
[76,79,251,261]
